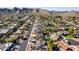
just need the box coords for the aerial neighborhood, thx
[0,7,79,51]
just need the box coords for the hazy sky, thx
[0,0,79,11]
[41,7,79,11]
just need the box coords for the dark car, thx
[23,38,28,40]
[52,45,60,51]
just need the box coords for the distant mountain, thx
[49,10,79,14]
[0,7,79,17]
[32,8,51,16]
[0,7,33,13]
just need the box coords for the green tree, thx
[4,37,16,43]
[47,38,54,51]
[68,27,76,34]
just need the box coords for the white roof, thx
[5,43,13,47]
[0,29,9,33]
[16,30,21,33]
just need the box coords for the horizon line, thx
[0,7,79,11]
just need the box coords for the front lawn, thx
[64,35,73,38]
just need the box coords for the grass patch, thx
[64,35,73,38]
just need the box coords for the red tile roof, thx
[58,41,69,50]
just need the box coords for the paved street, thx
[18,18,36,51]
[26,19,43,51]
